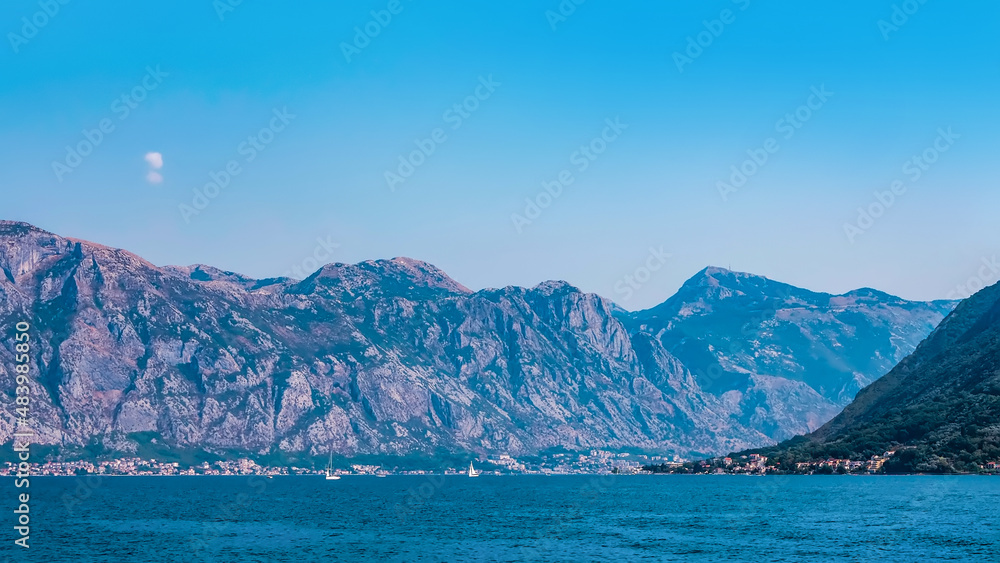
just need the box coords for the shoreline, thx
[9,472,996,479]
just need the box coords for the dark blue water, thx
[4,475,999,562]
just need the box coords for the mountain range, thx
[757,278,1000,473]
[626,269,954,439]
[0,221,956,461]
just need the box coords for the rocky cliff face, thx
[0,222,954,459]
[627,267,955,441]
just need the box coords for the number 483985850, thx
[14,322,30,419]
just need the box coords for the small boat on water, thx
[467,462,480,478]
[325,452,341,480]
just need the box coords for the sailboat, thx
[325,452,341,480]
[467,462,480,478]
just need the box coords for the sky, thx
[1,0,998,310]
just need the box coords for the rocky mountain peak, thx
[0,222,77,284]
[680,266,788,300]
[301,256,471,297]
[162,264,260,287]
[531,280,580,296]
[385,257,472,294]
[699,265,738,277]
[0,220,52,237]
[838,287,904,305]
[636,267,791,322]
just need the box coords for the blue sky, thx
[2,0,998,309]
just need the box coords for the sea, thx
[5,475,999,562]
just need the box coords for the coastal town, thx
[645,453,898,475]
[1,450,676,477]
[646,452,1000,475]
[4,450,998,477]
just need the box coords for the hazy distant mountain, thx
[0,222,955,461]
[758,280,1000,473]
[626,267,956,441]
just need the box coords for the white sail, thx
[325,452,341,480]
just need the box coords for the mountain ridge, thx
[0,221,957,461]
[0,220,946,308]
[626,263,955,422]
